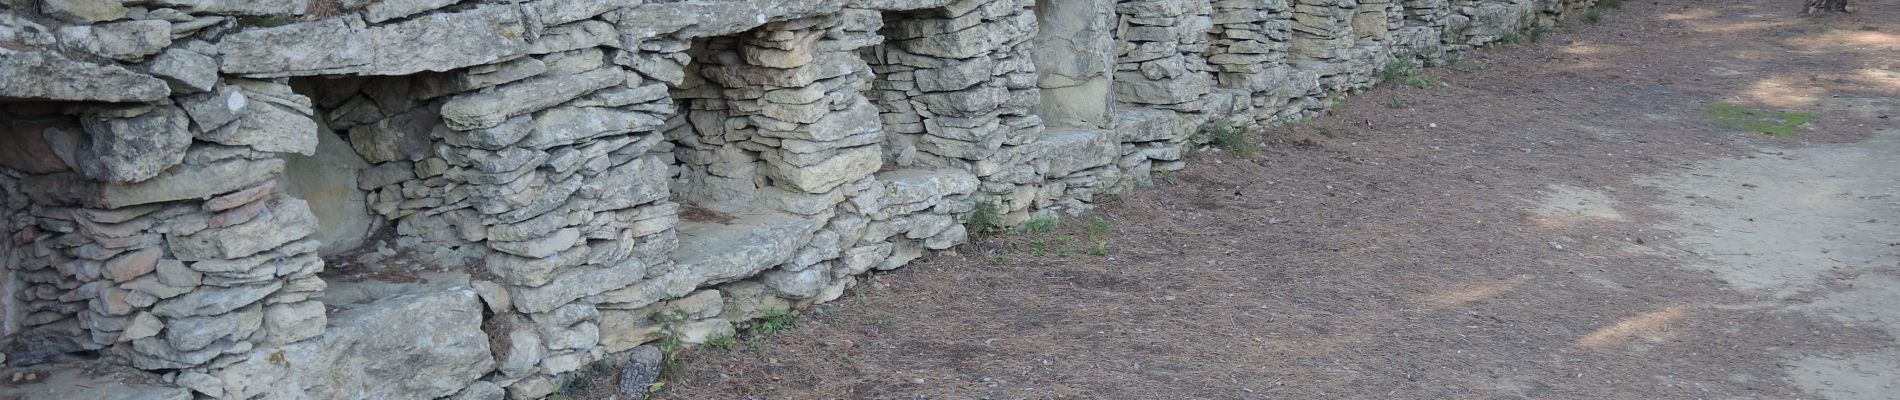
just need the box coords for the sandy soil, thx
[635,1,1900,399]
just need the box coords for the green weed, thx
[1497,32,1521,45]
[749,308,796,336]
[1199,121,1256,157]
[964,198,1003,236]
[703,333,735,351]
[1707,102,1814,137]
[1085,217,1111,256]
[1020,215,1060,234]
[1526,25,1550,42]
[1585,9,1603,23]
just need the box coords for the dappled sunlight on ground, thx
[1574,306,1688,349]
[1740,77,1827,108]
[1427,277,1527,307]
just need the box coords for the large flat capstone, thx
[210,283,494,400]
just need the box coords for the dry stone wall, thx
[0,0,1595,398]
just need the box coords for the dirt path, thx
[662,1,1900,398]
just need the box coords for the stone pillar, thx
[1032,0,1117,130]
[1113,0,1217,111]
[2,78,330,372]
[875,0,1047,215]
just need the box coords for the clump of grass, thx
[964,198,1003,236]
[1585,9,1604,23]
[1526,25,1551,42]
[1020,215,1060,234]
[703,333,735,351]
[1381,56,1421,82]
[1084,216,1111,256]
[1707,102,1814,137]
[1598,0,1623,9]
[654,310,687,379]
[748,308,796,336]
[551,359,615,400]
[1497,32,1522,44]
[1384,55,1441,89]
[1199,120,1256,157]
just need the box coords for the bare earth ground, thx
[640,1,1900,399]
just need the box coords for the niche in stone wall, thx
[658,14,887,287]
[285,73,480,277]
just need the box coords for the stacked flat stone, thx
[1114,0,1217,112]
[0,1,1603,398]
[1390,0,1453,62]
[3,62,326,375]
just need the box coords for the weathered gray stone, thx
[146,0,306,15]
[117,312,163,342]
[77,105,192,183]
[413,57,547,101]
[765,144,880,193]
[282,123,374,256]
[0,364,191,400]
[219,18,372,77]
[197,87,319,155]
[616,345,663,398]
[263,300,325,344]
[166,199,317,261]
[0,51,168,102]
[41,0,128,23]
[489,228,580,258]
[1036,129,1117,177]
[449,381,505,400]
[56,20,170,61]
[440,67,623,130]
[509,258,646,313]
[213,287,493,400]
[531,19,619,54]
[149,281,279,319]
[520,106,664,148]
[102,247,160,283]
[363,0,461,23]
[144,46,218,93]
[163,305,260,351]
[367,4,532,75]
[350,106,437,163]
[761,266,828,299]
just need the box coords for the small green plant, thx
[1707,102,1815,137]
[1383,97,1409,109]
[964,198,1003,236]
[1381,56,1421,82]
[1497,32,1521,44]
[703,333,735,351]
[1085,216,1111,256]
[1526,25,1550,42]
[1585,9,1603,23]
[554,359,615,399]
[749,308,796,336]
[1598,0,1623,9]
[1404,74,1438,89]
[872,314,896,330]
[654,310,687,380]
[1020,215,1060,234]
[1199,121,1256,157]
